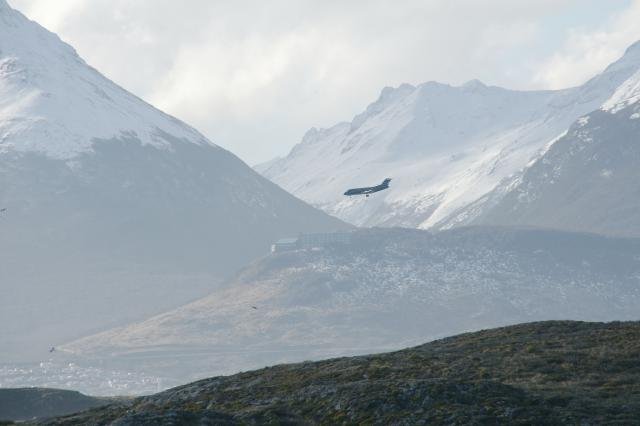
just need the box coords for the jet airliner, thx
[344,178,391,197]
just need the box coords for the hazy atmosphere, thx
[8,0,640,163]
[2,0,640,422]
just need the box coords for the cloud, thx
[533,0,640,89]
[7,0,637,163]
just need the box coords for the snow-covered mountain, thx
[439,67,640,236]
[256,42,640,229]
[63,227,640,384]
[0,1,347,361]
[0,2,209,160]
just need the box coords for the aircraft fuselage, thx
[344,178,391,197]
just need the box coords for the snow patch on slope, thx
[602,68,640,113]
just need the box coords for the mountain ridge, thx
[256,41,640,230]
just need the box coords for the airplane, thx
[344,178,391,197]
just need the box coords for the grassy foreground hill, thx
[42,321,640,425]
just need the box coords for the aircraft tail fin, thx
[382,178,392,187]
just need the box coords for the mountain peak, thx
[0,0,17,21]
[462,79,486,90]
[0,0,25,22]
[623,39,640,57]
[0,3,212,159]
[598,39,640,80]
[378,83,416,102]
[348,83,416,132]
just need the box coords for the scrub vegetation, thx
[41,321,640,425]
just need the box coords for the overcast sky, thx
[8,0,640,164]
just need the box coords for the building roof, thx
[274,237,298,244]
